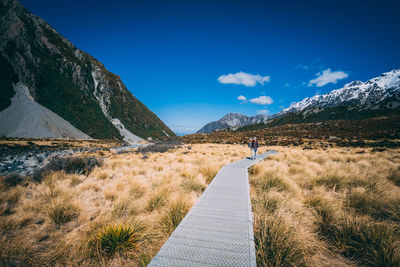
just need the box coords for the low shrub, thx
[136,140,182,154]
[1,174,27,187]
[33,156,102,181]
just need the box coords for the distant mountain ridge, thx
[197,113,270,133]
[197,69,400,133]
[0,0,174,141]
[278,69,400,116]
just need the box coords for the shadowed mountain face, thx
[198,70,400,133]
[0,0,175,141]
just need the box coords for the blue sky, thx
[20,0,400,134]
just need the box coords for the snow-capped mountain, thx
[198,69,400,133]
[279,69,400,116]
[0,0,174,141]
[197,113,270,133]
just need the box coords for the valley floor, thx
[1,143,399,266]
[183,115,400,149]
[0,143,256,266]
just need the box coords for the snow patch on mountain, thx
[91,69,142,143]
[0,82,90,139]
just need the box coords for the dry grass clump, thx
[345,188,400,222]
[97,172,108,180]
[255,210,309,266]
[199,164,219,184]
[0,185,22,216]
[146,190,168,212]
[249,164,262,176]
[129,182,145,199]
[250,147,400,266]
[162,198,191,233]
[180,173,205,193]
[388,166,400,186]
[47,200,79,225]
[0,143,254,265]
[252,171,290,193]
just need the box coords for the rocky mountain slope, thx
[0,82,90,139]
[197,113,270,133]
[198,69,400,133]
[278,69,400,116]
[0,0,174,141]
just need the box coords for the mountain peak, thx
[221,113,248,120]
[280,69,400,115]
[0,0,175,141]
[197,113,271,133]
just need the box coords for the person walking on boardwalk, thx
[251,137,259,160]
[247,138,253,159]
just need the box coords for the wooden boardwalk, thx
[149,151,278,267]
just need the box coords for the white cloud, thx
[308,68,348,87]
[237,95,247,102]
[284,83,291,87]
[218,71,270,87]
[257,109,269,115]
[249,96,273,105]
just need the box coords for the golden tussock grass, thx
[0,143,256,266]
[250,146,400,266]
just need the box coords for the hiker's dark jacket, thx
[251,140,259,149]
